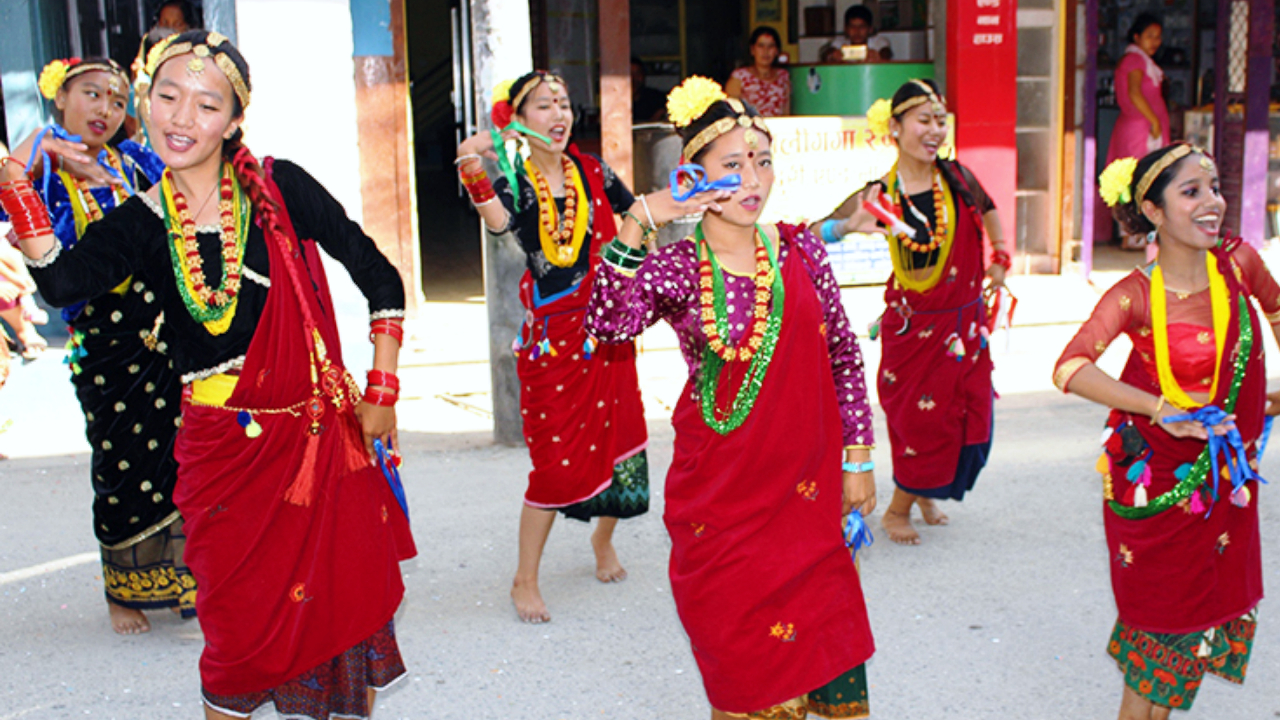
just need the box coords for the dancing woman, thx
[4,31,415,719]
[455,71,648,623]
[587,76,876,719]
[1056,143,1276,720]
[4,57,186,634]
[818,78,1010,545]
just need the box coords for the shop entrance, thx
[1077,0,1277,276]
[405,0,484,301]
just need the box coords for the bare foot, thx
[916,497,949,526]
[881,509,921,545]
[591,531,627,583]
[108,602,150,635]
[510,577,550,623]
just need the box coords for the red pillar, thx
[946,0,1017,251]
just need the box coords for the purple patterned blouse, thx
[586,225,875,446]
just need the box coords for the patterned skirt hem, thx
[202,671,408,720]
[1108,611,1256,710]
[201,619,405,720]
[721,664,869,719]
[101,517,196,616]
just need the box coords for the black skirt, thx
[69,277,183,548]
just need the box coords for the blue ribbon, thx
[1259,416,1274,460]
[669,163,742,202]
[25,123,135,199]
[374,438,410,522]
[1163,405,1267,513]
[843,509,874,555]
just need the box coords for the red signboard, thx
[946,0,1018,251]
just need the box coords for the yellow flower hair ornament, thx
[1099,157,1138,208]
[866,98,893,137]
[492,79,515,105]
[667,76,727,128]
[38,59,77,100]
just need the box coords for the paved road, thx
[2,389,1278,719]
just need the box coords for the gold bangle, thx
[844,444,875,451]
[1151,395,1166,420]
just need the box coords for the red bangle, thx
[459,166,496,205]
[1,156,27,172]
[363,387,399,407]
[0,180,52,241]
[369,319,404,344]
[991,249,1012,271]
[366,369,400,392]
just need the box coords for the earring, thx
[891,130,899,138]
[1146,229,1158,245]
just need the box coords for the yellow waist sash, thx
[190,373,239,407]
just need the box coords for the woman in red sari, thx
[587,76,877,719]
[818,79,1011,544]
[1056,143,1278,719]
[455,72,649,623]
[5,31,415,719]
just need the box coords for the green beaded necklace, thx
[1109,293,1252,519]
[696,224,785,435]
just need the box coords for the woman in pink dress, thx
[726,27,791,117]
[1103,13,1169,252]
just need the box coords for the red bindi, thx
[748,151,755,159]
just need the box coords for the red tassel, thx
[284,431,321,507]
[343,415,373,473]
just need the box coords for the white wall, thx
[233,0,364,224]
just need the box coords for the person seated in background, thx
[631,57,667,123]
[726,26,791,117]
[821,6,893,63]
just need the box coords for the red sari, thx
[174,162,416,695]
[665,231,874,713]
[878,177,993,494]
[1056,243,1272,634]
[517,151,647,508]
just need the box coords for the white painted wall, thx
[233,0,364,224]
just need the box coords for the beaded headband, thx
[38,59,129,100]
[511,73,566,113]
[147,32,251,109]
[1135,143,1195,203]
[892,80,947,117]
[683,98,772,160]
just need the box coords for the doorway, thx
[405,0,484,301]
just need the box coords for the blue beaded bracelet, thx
[842,460,874,474]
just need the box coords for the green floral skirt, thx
[1108,610,1256,710]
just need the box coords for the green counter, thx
[789,63,934,116]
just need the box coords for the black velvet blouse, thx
[493,153,634,296]
[28,160,405,381]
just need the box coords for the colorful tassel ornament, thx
[1230,485,1251,508]
[945,333,965,361]
[1189,490,1207,515]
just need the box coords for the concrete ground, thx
[2,258,1279,719]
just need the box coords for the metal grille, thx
[1229,0,1250,94]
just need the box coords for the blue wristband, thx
[842,460,874,474]
[820,218,844,244]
